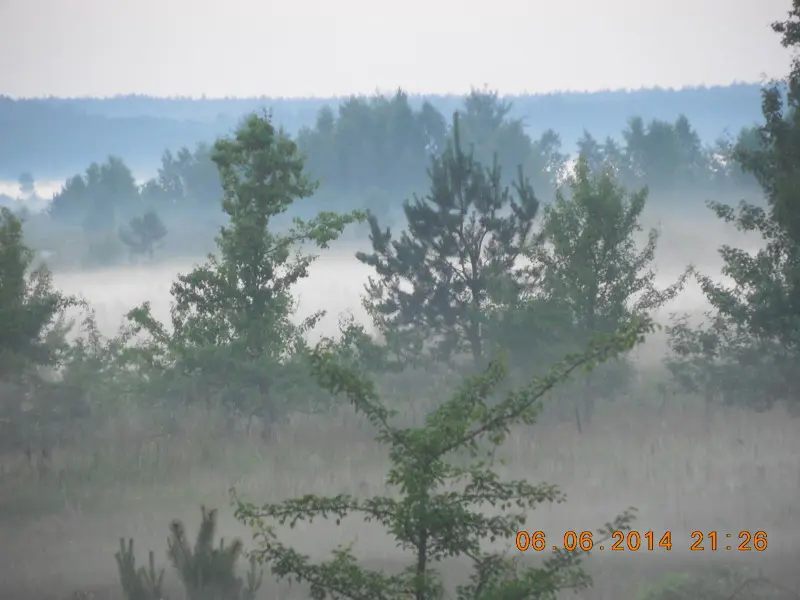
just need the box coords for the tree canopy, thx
[33,88,765,247]
[666,0,800,416]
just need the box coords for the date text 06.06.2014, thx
[515,530,768,552]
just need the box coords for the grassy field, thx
[1,210,794,600]
[2,386,800,599]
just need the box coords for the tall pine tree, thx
[357,113,540,370]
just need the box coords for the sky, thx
[0,0,795,98]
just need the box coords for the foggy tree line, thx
[0,83,764,178]
[295,90,761,197]
[33,88,765,252]
[7,84,762,127]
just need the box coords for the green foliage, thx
[706,126,766,192]
[125,111,364,424]
[0,208,99,457]
[292,87,752,212]
[533,156,689,425]
[620,115,709,191]
[484,295,576,381]
[0,207,78,378]
[115,538,167,600]
[233,316,652,600]
[357,112,540,370]
[145,142,224,211]
[456,88,568,194]
[119,209,168,260]
[576,131,626,179]
[666,3,800,414]
[38,90,765,260]
[115,507,263,600]
[322,313,405,376]
[49,156,141,234]
[291,88,760,210]
[0,85,768,184]
[296,90,444,195]
[167,506,263,600]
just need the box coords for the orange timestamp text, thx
[515,530,768,552]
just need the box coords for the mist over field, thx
[42,215,747,343]
[5,4,800,600]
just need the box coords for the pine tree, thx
[114,538,167,600]
[167,507,262,600]
[357,113,540,370]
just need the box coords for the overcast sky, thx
[0,0,794,98]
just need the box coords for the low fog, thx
[48,213,751,356]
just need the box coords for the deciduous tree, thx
[125,112,363,430]
[534,157,689,429]
[233,318,651,600]
[0,207,84,455]
[667,2,800,415]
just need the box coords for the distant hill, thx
[1,84,766,180]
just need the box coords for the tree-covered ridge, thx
[0,84,766,178]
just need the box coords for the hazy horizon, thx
[0,81,779,102]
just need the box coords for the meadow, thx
[1,205,796,600]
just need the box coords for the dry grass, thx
[2,389,800,600]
